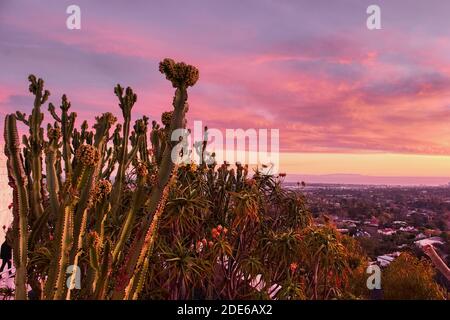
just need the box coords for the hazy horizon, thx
[285,173,450,186]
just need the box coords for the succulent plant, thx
[3,59,199,300]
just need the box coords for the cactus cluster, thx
[3,59,199,300]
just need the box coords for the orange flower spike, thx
[290,262,298,273]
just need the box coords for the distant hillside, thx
[284,173,450,186]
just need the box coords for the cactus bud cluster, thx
[159,58,199,88]
[88,179,112,208]
[135,161,148,177]
[161,111,173,127]
[98,112,118,128]
[75,144,100,166]
[47,126,62,141]
[94,179,112,201]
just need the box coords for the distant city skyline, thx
[2,1,450,179]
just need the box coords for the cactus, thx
[110,58,198,299]
[25,75,48,220]
[48,95,76,179]
[4,115,29,300]
[3,58,199,300]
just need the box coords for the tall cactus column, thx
[109,86,137,221]
[48,95,77,179]
[112,58,199,299]
[4,115,29,300]
[27,75,48,220]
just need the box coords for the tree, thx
[382,252,445,300]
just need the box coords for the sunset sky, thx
[2,0,450,182]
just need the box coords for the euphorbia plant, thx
[3,58,199,300]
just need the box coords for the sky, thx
[2,0,450,183]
